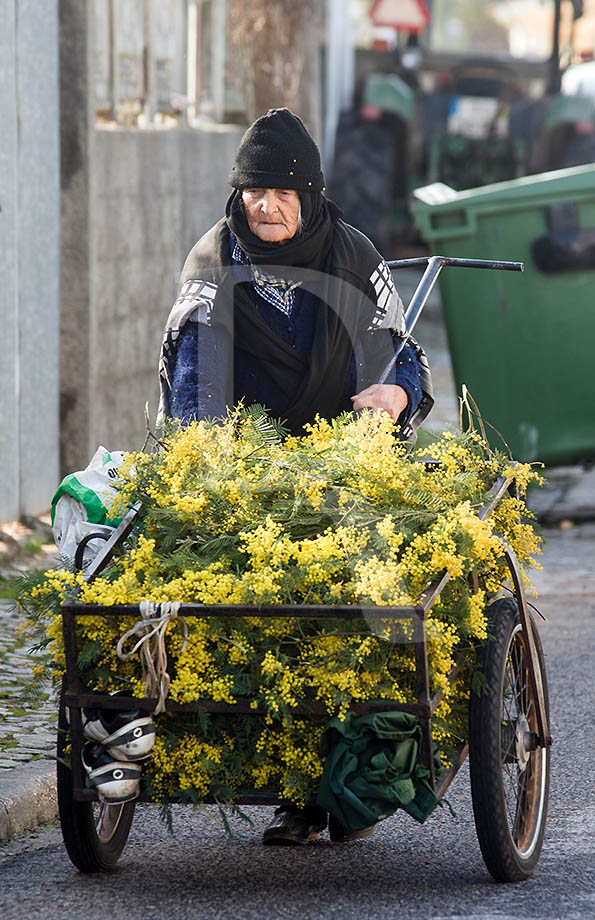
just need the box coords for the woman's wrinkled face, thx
[242,188,301,243]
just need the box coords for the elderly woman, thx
[158,108,433,845]
[159,108,432,438]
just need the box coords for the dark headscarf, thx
[224,188,342,273]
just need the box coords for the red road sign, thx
[370,0,430,33]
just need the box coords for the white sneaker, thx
[82,741,142,803]
[83,692,155,762]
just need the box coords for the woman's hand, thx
[350,384,408,423]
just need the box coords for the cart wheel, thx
[469,597,550,883]
[57,685,136,872]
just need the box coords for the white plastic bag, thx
[51,446,126,564]
[52,497,115,565]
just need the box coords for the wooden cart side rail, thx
[435,744,469,800]
[71,787,293,805]
[410,473,513,785]
[477,474,516,522]
[63,690,432,720]
[61,602,424,619]
[416,474,512,615]
[82,501,143,583]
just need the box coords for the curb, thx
[0,761,57,842]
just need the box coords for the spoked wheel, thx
[57,684,136,872]
[469,598,550,882]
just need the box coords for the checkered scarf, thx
[231,237,302,316]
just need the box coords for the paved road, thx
[0,525,593,920]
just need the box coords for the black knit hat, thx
[229,108,325,192]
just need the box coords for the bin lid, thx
[413,163,595,211]
[411,163,595,240]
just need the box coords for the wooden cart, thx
[56,258,552,882]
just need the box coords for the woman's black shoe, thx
[262,806,326,845]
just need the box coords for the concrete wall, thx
[59,1,244,475]
[84,125,243,464]
[0,1,60,524]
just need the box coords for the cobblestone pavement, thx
[0,540,60,775]
[0,597,57,773]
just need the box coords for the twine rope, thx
[116,601,187,715]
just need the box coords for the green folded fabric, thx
[316,710,440,831]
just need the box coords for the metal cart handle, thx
[378,255,524,387]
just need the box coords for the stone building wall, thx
[0,1,60,523]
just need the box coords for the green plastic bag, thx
[317,710,441,831]
[51,446,127,562]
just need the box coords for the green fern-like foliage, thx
[240,403,288,448]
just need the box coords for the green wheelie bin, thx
[411,164,595,466]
